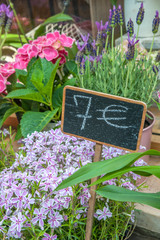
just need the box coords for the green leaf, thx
[66,42,78,60]
[44,59,60,102]
[34,13,73,38]
[15,69,27,85]
[31,69,44,95]
[6,72,18,92]
[91,165,160,186]
[20,109,59,137]
[14,125,23,140]
[96,185,160,209]
[56,150,160,191]
[0,106,23,128]
[5,89,47,104]
[66,60,78,76]
[52,78,76,108]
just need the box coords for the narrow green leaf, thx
[91,165,160,186]
[20,109,59,137]
[56,150,160,191]
[14,125,23,140]
[96,185,160,209]
[15,69,27,85]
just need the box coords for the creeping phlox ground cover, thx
[0,126,147,239]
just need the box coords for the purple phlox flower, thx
[0,192,12,209]
[134,159,147,167]
[57,186,73,197]
[102,178,117,186]
[48,211,63,228]
[126,33,139,61]
[152,10,160,34]
[95,206,112,220]
[42,232,57,240]
[131,210,135,223]
[42,199,58,214]
[32,208,47,230]
[23,194,35,209]
[6,8,13,19]
[136,2,144,25]
[10,212,26,233]
[121,179,137,191]
[12,190,28,209]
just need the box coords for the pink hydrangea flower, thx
[0,31,75,93]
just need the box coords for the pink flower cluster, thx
[0,31,75,93]
[14,31,74,69]
[0,62,15,93]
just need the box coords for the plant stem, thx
[105,35,109,52]
[0,32,7,58]
[136,25,140,40]
[8,0,29,43]
[149,33,155,54]
[124,61,131,98]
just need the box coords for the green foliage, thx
[1,33,28,48]
[0,127,17,171]
[1,57,76,138]
[56,149,160,210]
[77,47,160,107]
[34,13,73,39]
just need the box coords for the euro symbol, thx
[97,105,132,129]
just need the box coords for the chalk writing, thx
[73,95,92,130]
[97,105,132,129]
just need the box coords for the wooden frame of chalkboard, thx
[61,86,147,152]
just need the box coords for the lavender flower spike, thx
[136,2,145,25]
[127,18,134,36]
[152,10,160,34]
[118,5,124,26]
[126,33,139,61]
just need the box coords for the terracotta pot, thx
[3,114,19,129]
[139,110,155,163]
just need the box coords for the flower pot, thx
[3,114,19,129]
[139,110,155,163]
[124,0,160,38]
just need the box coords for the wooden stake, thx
[85,143,102,240]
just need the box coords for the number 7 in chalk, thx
[74,95,92,130]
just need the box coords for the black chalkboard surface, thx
[61,86,147,151]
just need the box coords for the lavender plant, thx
[0,3,13,59]
[0,125,150,240]
[76,4,160,107]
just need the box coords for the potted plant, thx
[0,31,77,139]
[75,4,160,157]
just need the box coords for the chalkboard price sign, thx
[61,86,147,151]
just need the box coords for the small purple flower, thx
[32,208,46,230]
[126,33,139,61]
[110,6,117,28]
[10,212,26,233]
[127,18,134,36]
[95,20,108,32]
[152,10,160,34]
[48,211,63,228]
[42,233,57,240]
[136,2,145,25]
[95,206,112,220]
